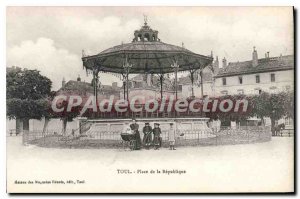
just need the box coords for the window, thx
[271,73,275,82]
[238,76,243,84]
[221,90,228,95]
[222,78,226,85]
[254,88,262,95]
[144,33,150,41]
[237,89,244,95]
[177,85,183,91]
[256,75,260,83]
[285,117,293,126]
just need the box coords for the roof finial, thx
[253,46,256,51]
[182,42,185,48]
[143,14,148,25]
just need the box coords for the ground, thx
[7,136,294,193]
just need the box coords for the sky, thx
[6,6,294,90]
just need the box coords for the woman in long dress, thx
[130,119,141,150]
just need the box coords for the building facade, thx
[213,48,294,129]
[57,76,121,101]
[214,48,294,96]
[179,56,220,98]
[121,74,179,101]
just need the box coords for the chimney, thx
[62,77,66,87]
[215,56,219,68]
[213,56,219,74]
[112,82,118,89]
[222,57,227,68]
[252,46,258,67]
[77,75,81,82]
[267,52,270,58]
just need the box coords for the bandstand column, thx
[123,59,132,104]
[92,67,100,118]
[122,75,126,100]
[126,72,129,102]
[172,61,180,100]
[189,69,196,98]
[92,68,99,105]
[159,74,164,100]
[200,70,204,98]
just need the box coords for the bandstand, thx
[82,18,212,115]
[80,18,214,141]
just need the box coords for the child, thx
[168,123,177,150]
[142,122,152,149]
[152,123,162,150]
[122,122,133,134]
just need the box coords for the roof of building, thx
[58,80,94,93]
[58,80,120,95]
[215,55,294,78]
[178,71,213,85]
[129,74,174,91]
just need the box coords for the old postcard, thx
[6,6,294,193]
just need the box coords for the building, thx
[57,76,121,101]
[121,74,179,101]
[213,48,294,129]
[178,56,220,98]
[214,48,294,96]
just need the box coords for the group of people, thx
[122,119,179,150]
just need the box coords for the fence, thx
[23,126,272,149]
[273,128,294,137]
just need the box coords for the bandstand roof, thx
[82,20,213,74]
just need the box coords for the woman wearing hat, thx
[152,123,162,150]
[142,122,152,149]
[130,119,141,150]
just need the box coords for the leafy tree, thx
[284,91,294,122]
[6,67,52,133]
[252,92,288,135]
[50,97,82,134]
[204,94,253,126]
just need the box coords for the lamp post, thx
[123,59,132,103]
